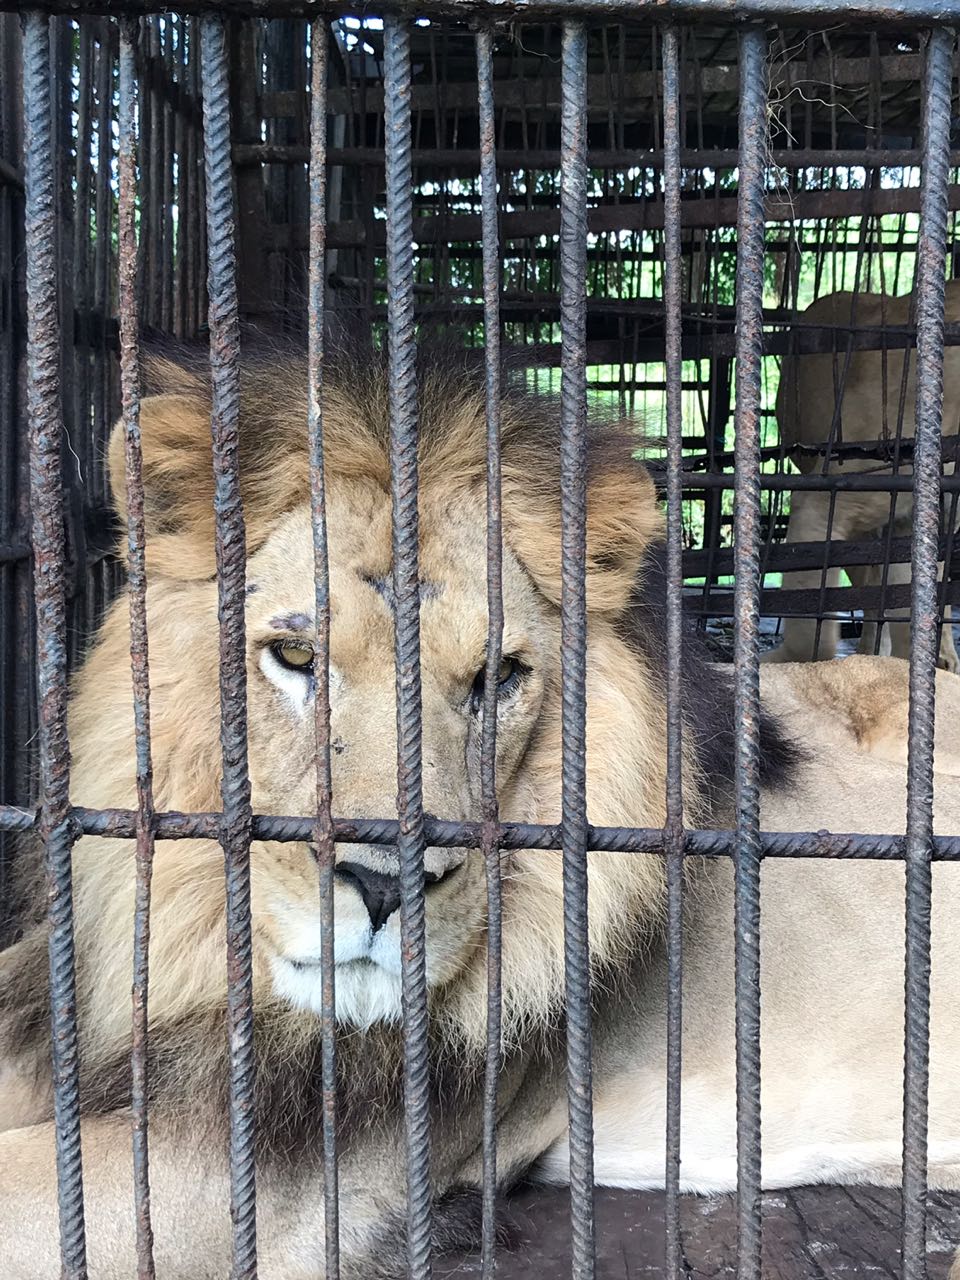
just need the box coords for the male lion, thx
[1,345,959,1278]
[761,282,960,670]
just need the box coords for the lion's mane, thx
[2,336,796,1170]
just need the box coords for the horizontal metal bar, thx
[3,804,960,859]
[683,534,957,579]
[512,328,960,364]
[232,144,960,172]
[699,579,960,616]
[0,0,955,23]
[285,183,960,251]
[675,472,960,492]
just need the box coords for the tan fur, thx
[762,282,960,670]
[1,351,958,1277]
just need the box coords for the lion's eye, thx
[470,655,524,712]
[271,641,314,673]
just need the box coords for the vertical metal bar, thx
[307,19,339,1280]
[146,20,161,331]
[160,19,174,335]
[902,27,954,1280]
[174,19,187,340]
[22,11,87,1278]
[476,25,504,1280]
[199,17,257,1279]
[559,22,595,1280]
[383,16,431,1280]
[118,17,156,1279]
[732,27,769,1280]
[661,25,684,1280]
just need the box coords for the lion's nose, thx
[335,861,456,933]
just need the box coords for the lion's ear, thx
[504,459,662,614]
[108,389,220,580]
[108,357,309,581]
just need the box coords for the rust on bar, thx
[22,10,87,1276]
[307,16,340,1280]
[117,15,157,1278]
[199,14,257,1277]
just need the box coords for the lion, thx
[1,343,959,1279]
[760,282,960,670]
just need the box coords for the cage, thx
[1,4,959,1278]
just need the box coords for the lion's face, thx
[245,480,558,1026]
[84,352,666,1036]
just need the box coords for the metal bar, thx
[199,16,257,1278]
[5,803,960,860]
[2,0,958,23]
[558,22,595,1280]
[118,17,156,1278]
[901,26,954,1280]
[307,19,339,1280]
[694,580,960,618]
[276,184,960,252]
[476,25,504,1280]
[675,472,960,492]
[314,310,960,362]
[686,533,960,578]
[22,11,87,1276]
[383,16,432,1280]
[660,26,684,1280]
[731,27,768,1280]
[232,144,960,172]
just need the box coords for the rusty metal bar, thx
[558,21,595,1280]
[731,27,768,1280]
[901,26,955,1280]
[677,472,960,492]
[277,186,960,252]
[2,0,958,23]
[118,17,156,1278]
[22,11,87,1276]
[704,580,960,619]
[199,16,257,1277]
[476,25,504,1280]
[307,18,339,1280]
[6,802,960,861]
[688,533,959,578]
[661,26,684,1280]
[231,144,960,173]
[383,16,432,1280]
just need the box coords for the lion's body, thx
[1,348,958,1278]
[761,282,960,670]
[554,659,960,1195]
